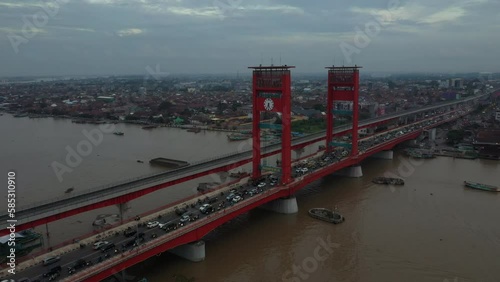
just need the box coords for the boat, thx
[308,208,345,224]
[113,132,124,136]
[65,187,74,193]
[372,177,405,185]
[142,125,157,129]
[187,127,201,133]
[463,181,500,192]
[137,160,144,163]
[13,113,28,118]
[405,149,435,159]
[229,171,250,178]
[227,133,250,141]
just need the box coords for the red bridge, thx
[1,66,489,282]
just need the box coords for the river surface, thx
[0,114,499,282]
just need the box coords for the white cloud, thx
[0,27,46,34]
[116,28,143,37]
[419,7,466,24]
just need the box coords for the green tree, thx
[446,130,465,145]
[158,101,173,111]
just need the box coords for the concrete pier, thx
[260,196,298,214]
[334,165,363,178]
[428,128,437,141]
[169,241,206,262]
[370,150,394,160]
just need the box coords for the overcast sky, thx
[1,0,499,77]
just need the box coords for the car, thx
[179,215,190,223]
[232,195,242,203]
[199,203,210,212]
[42,256,61,266]
[43,265,61,277]
[175,207,187,216]
[203,206,215,214]
[226,193,236,201]
[122,239,136,249]
[93,241,109,250]
[124,229,137,237]
[68,259,89,274]
[48,272,60,281]
[229,188,237,193]
[147,221,159,228]
[100,242,115,252]
[163,223,177,231]
[257,182,266,188]
[158,222,169,229]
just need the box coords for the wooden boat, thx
[463,181,500,192]
[227,134,250,141]
[229,171,250,178]
[113,132,124,136]
[372,177,404,185]
[308,208,345,224]
[187,127,201,133]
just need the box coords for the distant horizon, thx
[1,70,499,80]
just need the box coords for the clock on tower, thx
[264,98,274,111]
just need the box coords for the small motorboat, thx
[464,181,499,192]
[308,207,345,224]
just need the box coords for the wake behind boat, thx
[463,181,500,192]
[308,208,345,224]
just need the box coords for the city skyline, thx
[1,0,499,76]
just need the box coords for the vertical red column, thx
[249,65,294,184]
[252,72,261,179]
[281,71,292,184]
[326,72,334,152]
[325,66,362,156]
[351,69,360,156]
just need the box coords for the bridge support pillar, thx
[428,128,436,141]
[169,241,205,262]
[217,172,229,183]
[294,148,305,159]
[259,196,298,214]
[370,150,394,160]
[334,165,363,178]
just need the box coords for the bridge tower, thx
[325,66,362,156]
[249,65,294,184]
